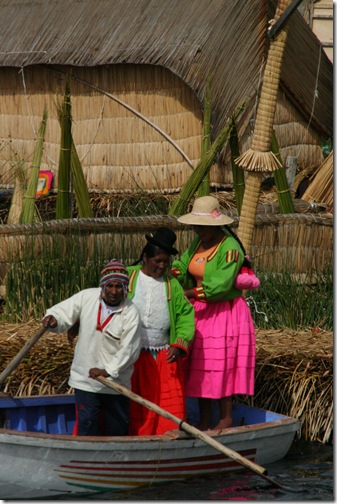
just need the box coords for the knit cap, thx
[99,259,129,291]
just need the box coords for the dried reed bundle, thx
[70,141,94,217]
[236,150,281,173]
[229,118,245,215]
[253,328,333,444]
[271,131,295,213]
[55,100,93,218]
[302,151,333,207]
[0,323,332,442]
[56,79,71,219]
[7,158,26,225]
[169,103,244,215]
[0,322,73,396]
[20,108,48,224]
[198,79,211,197]
[235,0,291,254]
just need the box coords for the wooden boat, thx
[0,394,300,499]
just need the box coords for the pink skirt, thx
[184,297,256,399]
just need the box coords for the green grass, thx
[2,225,333,330]
[247,267,333,330]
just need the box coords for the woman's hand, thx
[166,347,185,364]
[88,367,109,379]
[184,288,195,299]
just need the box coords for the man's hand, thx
[89,368,109,379]
[42,315,57,328]
[68,320,80,344]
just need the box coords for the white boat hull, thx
[0,397,300,498]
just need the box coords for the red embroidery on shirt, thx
[96,303,115,332]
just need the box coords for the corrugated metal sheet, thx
[0,0,333,137]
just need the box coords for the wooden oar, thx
[95,376,300,492]
[0,326,48,393]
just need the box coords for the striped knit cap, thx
[99,259,129,293]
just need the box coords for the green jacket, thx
[127,265,195,355]
[171,234,244,302]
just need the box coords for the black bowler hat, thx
[145,227,179,255]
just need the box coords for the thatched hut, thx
[0,0,333,195]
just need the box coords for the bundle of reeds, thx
[198,78,211,197]
[271,131,295,213]
[56,96,93,218]
[229,119,245,215]
[169,103,244,215]
[55,80,71,219]
[0,321,73,396]
[251,328,333,444]
[301,151,333,208]
[7,157,26,225]
[20,108,48,224]
[235,0,291,254]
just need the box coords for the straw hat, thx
[177,196,234,226]
[145,227,179,255]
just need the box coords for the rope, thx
[295,44,322,160]
[276,188,291,194]
[46,66,195,170]
[179,418,187,430]
[19,67,37,138]
[246,296,268,323]
[149,439,163,486]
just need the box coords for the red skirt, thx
[129,349,186,435]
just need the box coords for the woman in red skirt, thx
[127,227,195,435]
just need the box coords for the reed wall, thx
[0,65,203,193]
[0,64,325,195]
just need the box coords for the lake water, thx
[75,438,332,501]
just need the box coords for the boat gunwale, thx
[0,417,301,444]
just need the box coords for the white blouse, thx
[132,270,170,351]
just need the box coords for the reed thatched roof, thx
[0,0,333,193]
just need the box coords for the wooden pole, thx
[95,376,299,492]
[0,326,48,390]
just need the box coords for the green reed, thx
[247,266,333,331]
[2,225,332,330]
[4,227,117,321]
[3,225,172,321]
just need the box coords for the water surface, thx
[78,439,333,501]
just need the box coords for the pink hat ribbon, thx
[191,209,222,219]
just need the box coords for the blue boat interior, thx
[0,395,76,435]
[0,395,286,435]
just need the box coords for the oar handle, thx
[95,376,267,476]
[0,326,48,389]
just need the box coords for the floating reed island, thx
[0,321,332,444]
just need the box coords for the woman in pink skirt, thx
[171,196,256,431]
